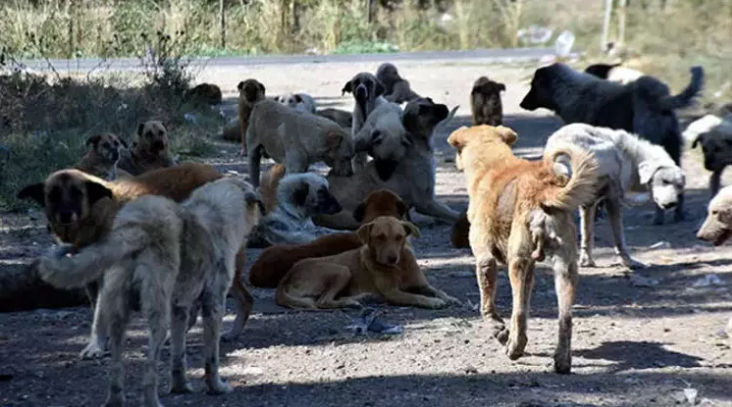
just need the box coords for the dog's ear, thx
[495,126,518,145]
[341,80,353,95]
[291,182,310,207]
[638,161,659,185]
[401,221,421,239]
[17,183,46,207]
[237,81,244,91]
[497,82,506,92]
[258,81,266,95]
[353,202,366,223]
[85,181,113,206]
[86,134,102,147]
[137,123,145,137]
[447,126,470,148]
[374,79,385,97]
[356,221,374,244]
[692,134,705,149]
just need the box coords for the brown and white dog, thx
[117,120,176,176]
[74,133,132,181]
[448,124,597,374]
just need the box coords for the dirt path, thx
[1,60,732,407]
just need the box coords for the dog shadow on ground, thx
[574,340,704,372]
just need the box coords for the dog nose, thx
[58,211,76,224]
[662,202,677,209]
[387,255,398,265]
[153,141,165,151]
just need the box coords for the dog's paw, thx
[79,341,106,359]
[169,381,195,394]
[553,355,572,375]
[505,333,528,361]
[579,254,597,268]
[425,298,447,309]
[622,257,646,270]
[445,296,463,306]
[206,379,233,395]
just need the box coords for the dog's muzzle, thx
[152,140,165,152]
[57,211,78,225]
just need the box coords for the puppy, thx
[342,72,388,167]
[237,79,267,156]
[545,123,685,270]
[520,63,704,224]
[276,216,459,310]
[185,83,223,105]
[37,176,262,407]
[74,133,132,181]
[376,62,421,104]
[17,163,255,354]
[584,62,644,85]
[448,124,598,374]
[316,108,353,129]
[696,184,732,339]
[246,98,355,188]
[353,101,412,178]
[319,97,460,229]
[249,189,409,288]
[275,92,317,114]
[117,120,177,176]
[471,76,506,126]
[690,114,732,197]
[248,168,342,247]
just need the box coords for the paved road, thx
[18,47,556,72]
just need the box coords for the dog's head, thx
[638,160,686,210]
[86,133,127,164]
[323,128,355,177]
[135,120,169,156]
[472,76,506,98]
[402,97,451,139]
[185,83,223,105]
[471,76,506,125]
[274,92,310,112]
[692,131,732,171]
[354,105,412,180]
[17,169,114,238]
[342,72,385,117]
[520,63,567,112]
[357,216,420,266]
[448,124,518,169]
[280,172,342,216]
[353,189,409,224]
[237,79,266,105]
[697,185,732,246]
[376,62,402,90]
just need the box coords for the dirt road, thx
[1,59,731,407]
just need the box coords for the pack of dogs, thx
[16,58,732,405]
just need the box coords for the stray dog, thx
[376,62,421,104]
[316,108,353,129]
[74,133,132,181]
[246,98,355,188]
[248,166,342,247]
[37,176,262,407]
[696,184,732,339]
[353,101,412,178]
[275,92,317,114]
[471,76,506,126]
[584,62,644,85]
[17,163,255,354]
[221,117,241,142]
[448,124,598,374]
[185,83,223,105]
[276,216,459,310]
[318,97,460,229]
[249,189,409,289]
[520,63,704,224]
[545,123,685,270]
[117,120,177,176]
[342,72,388,167]
[237,79,267,156]
[690,114,732,197]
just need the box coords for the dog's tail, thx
[259,164,287,214]
[663,66,704,110]
[541,145,598,212]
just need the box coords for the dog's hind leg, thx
[578,204,598,268]
[505,251,534,362]
[201,275,234,395]
[98,275,130,407]
[247,146,263,188]
[169,304,194,394]
[314,265,364,309]
[81,298,110,359]
[606,196,645,270]
[551,250,578,375]
[222,248,253,342]
[474,253,505,339]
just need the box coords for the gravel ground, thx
[1,59,731,407]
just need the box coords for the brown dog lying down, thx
[74,133,132,181]
[447,124,597,374]
[17,163,255,355]
[276,216,460,310]
[117,120,177,176]
[249,189,408,288]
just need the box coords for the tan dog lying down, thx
[448,124,597,374]
[276,216,459,310]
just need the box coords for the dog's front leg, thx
[605,197,645,270]
[414,198,460,223]
[578,204,597,267]
[551,252,578,374]
[247,146,263,188]
[81,296,110,359]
